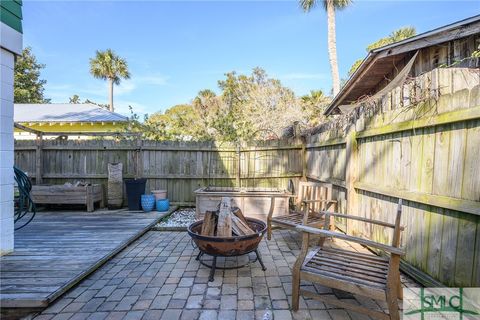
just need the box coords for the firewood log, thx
[232,207,248,224]
[201,211,217,236]
[231,215,255,236]
[217,197,232,237]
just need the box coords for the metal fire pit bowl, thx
[188,217,267,281]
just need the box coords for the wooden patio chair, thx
[266,181,337,240]
[292,199,404,320]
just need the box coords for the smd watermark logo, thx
[404,288,480,319]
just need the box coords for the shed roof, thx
[14,103,129,123]
[324,14,480,116]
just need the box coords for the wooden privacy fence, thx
[306,68,480,288]
[14,139,303,205]
[13,68,480,288]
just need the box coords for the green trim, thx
[1,0,23,33]
[0,9,22,33]
[305,137,347,149]
[356,105,480,139]
[354,181,480,215]
[1,0,22,19]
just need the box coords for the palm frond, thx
[323,0,352,11]
[299,0,317,12]
[390,27,416,41]
[89,49,130,83]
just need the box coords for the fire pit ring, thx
[188,217,267,281]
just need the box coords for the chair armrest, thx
[319,211,404,230]
[296,225,405,256]
[302,199,337,204]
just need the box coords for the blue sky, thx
[23,0,479,117]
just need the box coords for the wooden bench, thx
[292,199,404,320]
[266,181,336,240]
[31,184,104,212]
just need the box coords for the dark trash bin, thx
[124,178,147,211]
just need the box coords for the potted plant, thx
[124,178,147,211]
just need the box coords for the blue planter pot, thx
[141,194,156,212]
[156,199,170,212]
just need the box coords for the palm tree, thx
[301,90,330,126]
[69,94,81,104]
[390,27,416,42]
[300,0,352,96]
[193,89,217,111]
[301,89,329,106]
[89,49,130,112]
[348,27,417,76]
[366,26,416,51]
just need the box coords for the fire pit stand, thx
[188,217,268,282]
[196,249,266,282]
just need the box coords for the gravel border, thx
[152,208,196,231]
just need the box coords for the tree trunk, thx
[108,79,114,112]
[326,0,340,96]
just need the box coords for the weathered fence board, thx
[14,139,303,205]
[304,68,480,287]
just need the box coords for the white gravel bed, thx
[156,208,196,227]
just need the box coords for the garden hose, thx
[14,166,36,230]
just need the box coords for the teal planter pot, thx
[141,194,155,212]
[156,199,170,212]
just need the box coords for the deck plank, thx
[0,208,175,310]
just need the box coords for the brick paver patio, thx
[31,230,418,320]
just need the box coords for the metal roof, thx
[14,103,129,123]
[324,14,480,116]
[369,14,480,54]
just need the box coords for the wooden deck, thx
[0,209,173,314]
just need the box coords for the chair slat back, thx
[296,181,333,212]
[351,198,403,250]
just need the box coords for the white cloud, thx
[45,73,169,114]
[45,83,74,101]
[78,86,107,98]
[136,75,169,86]
[114,99,154,120]
[47,84,72,91]
[115,81,136,96]
[107,74,169,96]
[46,76,161,102]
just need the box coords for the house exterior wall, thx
[1,11,22,255]
[0,48,15,255]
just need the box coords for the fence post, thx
[301,136,307,181]
[236,144,241,188]
[135,139,143,179]
[35,133,43,184]
[345,127,358,235]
